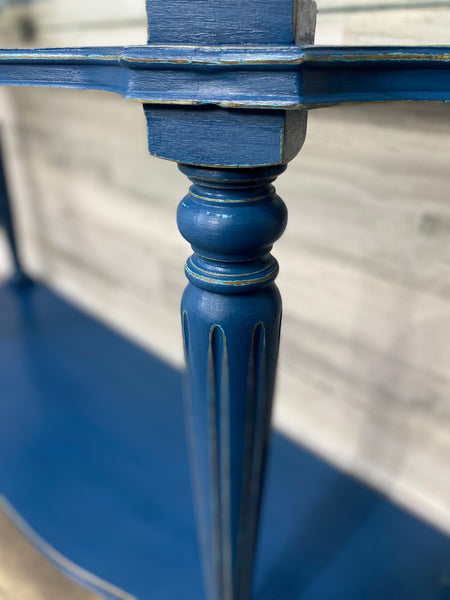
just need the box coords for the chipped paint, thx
[0,44,449,110]
[187,259,276,279]
[305,51,450,63]
[185,262,278,287]
[189,190,271,203]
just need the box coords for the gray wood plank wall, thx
[0,0,449,532]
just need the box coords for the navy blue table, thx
[0,1,449,599]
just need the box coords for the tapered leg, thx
[177,164,287,600]
[0,138,24,281]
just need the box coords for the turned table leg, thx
[177,164,287,600]
[0,138,24,282]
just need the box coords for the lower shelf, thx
[0,278,448,600]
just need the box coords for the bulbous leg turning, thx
[177,164,287,600]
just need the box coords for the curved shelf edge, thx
[0,45,449,109]
[0,495,136,600]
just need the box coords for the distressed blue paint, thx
[178,165,287,600]
[146,0,298,45]
[1,45,449,168]
[0,280,449,600]
[301,47,450,106]
[0,46,449,109]
[144,106,308,167]
[0,3,449,600]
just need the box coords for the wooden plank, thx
[316,3,450,44]
[25,0,145,29]
[318,0,450,11]
[146,0,298,44]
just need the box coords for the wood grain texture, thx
[319,0,450,11]
[0,45,449,114]
[144,106,308,166]
[316,1,450,44]
[0,0,448,534]
[146,0,300,45]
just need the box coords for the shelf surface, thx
[0,279,448,600]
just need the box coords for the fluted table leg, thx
[177,164,287,600]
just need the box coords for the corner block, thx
[144,0,316,168]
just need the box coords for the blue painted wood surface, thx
[1,1,449,598]
[0,46,449,109]
[144,106,308,167]
[1,45,448,166]
[145,0,298,45]
[178,165,287,600]
[0,279,449,600]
